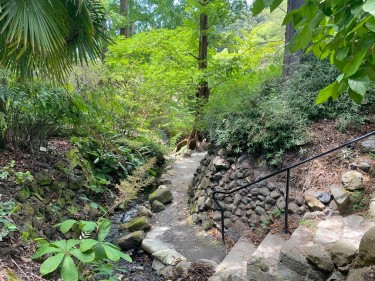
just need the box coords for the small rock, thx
[342,171,364,191]
[276,197,285,210]
[331,238,358,267]
[218,148,227,158]
[151,200,165,212]
[153,249,187,266]
[360,135,375,152]
[175,261,192,275]
[346,266,375,281]
[152,259,166,272]
[288,203,299,214]
[304,194,325,211]
[120,216,151,232]
[331,185,350,214]
[269,190,281,200]
[314,192,331,205]
[306,244,334,272]
[117,231,145,251]
[369,200,375,218]
[213,156,230,171]
[148,185,173,204]
[255,206,265,215]
[359,226,375,266]
[137,206,153,217]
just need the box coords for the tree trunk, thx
[188,0,209,150]
[282,0,304,78]
[120,0,131,38]
[0,78,7,150]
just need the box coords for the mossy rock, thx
[50,181,67,194]
[15,187,31,203]
[151,200,165,212]
[117,230,146,251]
[69,175,83,191]
[35,170,53,186]
[63,190,75,201]
[120,216,151,232]
[148,185,173,204]
[57,197,66,207]
[54,160,71,173]
[65,149,96,184]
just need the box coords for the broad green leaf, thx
[316,81,339,104]
[97,218,111,242]
[363,1,375,16]
[66,239,80,250]
[365,18,375,31]
[252,0,265,16]
[102,244,121,262]
[348,74,370,96]
[335,47,350,61]
[70,248,95,263]
[40,253,64,276]
[343,48,367,76]
[57,219,77,234]
[270,0,283,12]
[79,221,97,232]
[32,244,61,259]
[51,240,67,250]
[61,255,78,281]
[120,252,133,262]
[348,88,364,103]
[80,239,99,252]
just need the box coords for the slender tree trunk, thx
[282,0,304,78]
[188,0,209,150]
[120,0,131,38]
[0,78,7,150]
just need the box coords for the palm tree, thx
[0,0,108,149]
[0,0,108,79]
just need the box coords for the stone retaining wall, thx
[188,148,305,230]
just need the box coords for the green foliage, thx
[0,160,34,184]
[0,195,19,241]
[252,0,375,103]
[349,190,370,212]
[204,53,375,165]
[0,0,108,79]
[3,80,72,150]
[33,218,131,281]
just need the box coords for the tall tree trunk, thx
[188,0,209,150]
[0,78,7,150]
[282,0,304,78]
[120,0,131,38]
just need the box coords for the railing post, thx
[284,169,290,234]
[220,208,225,243]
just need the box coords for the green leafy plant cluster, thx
[0,195,19,241]
[33,218,131,281]
[0,160,34,184]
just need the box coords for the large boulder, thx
[117,230,145,251]
[305,244,334,273]
[331,238,358,267]
[359,226,375,266]
[120,216,150,232]
[148,185,173,204]
[342,171,364,191]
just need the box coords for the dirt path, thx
[147,152,226,263]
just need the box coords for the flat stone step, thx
[247,233,286,281]
[208,237,256,281]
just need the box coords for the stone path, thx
[146,152,226,263]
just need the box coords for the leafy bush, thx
[203,54,375,165]
[4,81,71,151]
[0,196,19,241]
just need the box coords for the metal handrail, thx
[212,131,375,242]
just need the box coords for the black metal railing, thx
[212,131,375,242]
